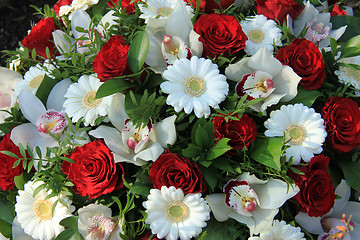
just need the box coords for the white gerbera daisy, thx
[63,74,113,126]
[14,62,55,97]
[15,180,74,240]
[264,103,327,165]
[139,0,193,23]
[335,56,360,96]
[249,220,305,240]
[240,15,282,56]
[161,56,229,118]
[143,186,210,240]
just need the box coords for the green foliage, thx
[284,86,323,108]
[128,31,149,73]
[250,137,283,171]
[196,218,248,240]
[331,15,360,42]
[95,75,137,99]
[36,74,58,106]
[56,216,84,240]
[339,34,360,59]
[338,161,360,192]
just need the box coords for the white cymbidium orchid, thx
[145,0,202,73]
[296,180,360,240]
[206,172,299,235]
[53,9,117,56]
[89,93,177,166]
[225,47,301,114]
[287,1,347,49]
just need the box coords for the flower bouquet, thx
[1,0,360,239]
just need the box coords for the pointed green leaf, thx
[206,138,231,160]
[95,77,135,99]
[36,74,58,106]
[338,161,360,192]
[128,31,149,73]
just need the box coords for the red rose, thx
[331,4,347,17]
[321,97,360,152]
[53,0,73,15]
[62,140,124,199]
[276,38,325,90]
[185,0,235,13]
[149,151,206,194]
[139,231,159,240]
[213,113,257,151]
[0,134,24,191]
[107,0,139,14]
[256,0,304,25]
[22,17,58,59]
[288,155,335,217]
[93,35,130,81]
[193,13,247,58]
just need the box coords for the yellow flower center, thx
[83,92,102,109]
[158,7,172,17]
[184,76,206,97]
[285,124,306,145]
[248,29,265,44]
[165,202,189,223]
[29,75,45,89]
[34,199,53,220]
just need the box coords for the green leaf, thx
[55,228,83,240]
[0,122,21,134]
[195,126,211,149]
[250,137,282,171]
[0,150,19,160]
[0,219,11,239]
[338,161,360,192]
[340,35,360,59]
[200,165,217,191]
[128,31,149,73]
[206,138,231,160]
[286,86,322,107]
[0,200,15,224]
[182,144,203,158]
[14,172,32,190]
[95,77,135,99]
[36,74,58,106]
[213,158,235,172]
[331,15,360,42]
[330,37,337,56]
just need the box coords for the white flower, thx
[64,74,113,126]
[89,93,177,166]
[143,186,210,240]
[287,1,347,49]
[264,103,327,164]
[59,0,99,18]
[335,56,360,96]
[240,15,282,56]
[14,180,74,240]
[139,0,193,23]
[206,172,299,235]
[296,180,360,240]
[161,56,229,118]
[0,67,22,123]
[14,62,55,97]
[248,220,305,240]
[78,204,124,240]
[225,47,301,113]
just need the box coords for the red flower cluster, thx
[62,140,124,199]
[0,134,24,191]
[185,0,235,13]
[22,17,58,59]
[93,35,131,81]
[193,13,247,58]
[256,0,304,24]
[149,151,206,194]
[321,96,360,152]
[276,38,326,90]
[331,4,347,17]
[107,0,139,14]
[288,155,335,217]
[213,114,257,152]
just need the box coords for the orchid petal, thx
[12,217,33,240]
[260,93,286,113]
[236,172,267,185]
[319,26,347,49]
[251,208,279,235]
[332,180,351,215]
[108,93,128,131]
[135,142,164,162]
[113,152,146,166]
[189,30,203,57]
[295,211,323,234]
[272,65,301,102]
[332,201,360,224]
[293,1,319,37]
[150,115,177,148]
[52,30,74,54]
[71,10,91,39]
[248,47,282,78]
[205,194,232,222]
[225,57,253,82]
[165,0,192,46]
[89,126,129,156]
[252,179,299,210]
[46,78,72,111]
[97,10,117,34]
[229,210,256,235]
[18,90,46,125]
[349,222,360,240]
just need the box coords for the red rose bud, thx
[149,151,206,194]
[276,38,326,90]
[22,17,59,59]
[0,133,25,191]
[287,155,335,217]
[93,35,131,81]
[62,140,124,199]
[321,97,360,152]
[193,13,247,58]
[256,0,304,25]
